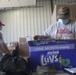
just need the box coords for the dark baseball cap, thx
[57,6,70,19]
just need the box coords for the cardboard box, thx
[23,56,29,62]
[19,37,26,45]
[19,42,29,57]
[19,37,29,57]
[28,40,76,72]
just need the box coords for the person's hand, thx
[33,35,47,40]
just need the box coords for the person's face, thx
[58,14,71,25]
[62,14,71,19]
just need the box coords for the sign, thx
[28,40,76,72]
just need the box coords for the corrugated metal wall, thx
[2,0,75,43]
[0,0,51,43]
[53,0,76,5]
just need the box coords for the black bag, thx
[0,53,32,75]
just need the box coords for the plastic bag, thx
[0,54,32,75]
[36,65,57,75]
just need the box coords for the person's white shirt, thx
[43,20,76,39]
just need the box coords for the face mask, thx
[58,19,69,25]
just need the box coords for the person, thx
[0,31,10,55]
[43,6,76,39]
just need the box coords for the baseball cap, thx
[57,6,70,19]
[0,21,5,26]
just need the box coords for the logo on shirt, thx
[56,29,73,39]
[57,29,72,34]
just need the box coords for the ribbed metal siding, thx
[53,0,76,5]
[0,0,51,43]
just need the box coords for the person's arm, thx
[43,24,57,39]
[3,42,10,54]
[0,33,10,54]
[43,27,51,38]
